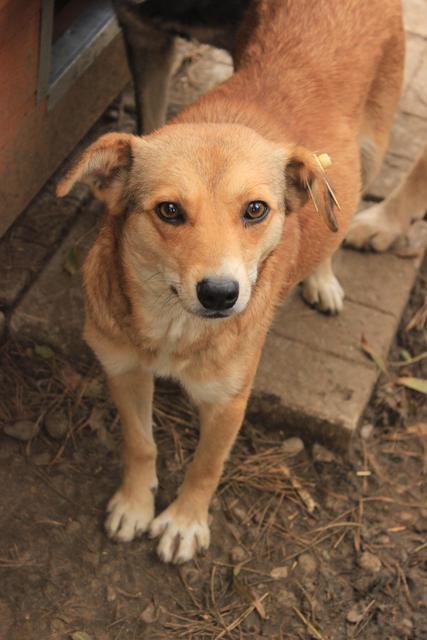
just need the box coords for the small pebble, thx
[33,452,51,466]
[106,585,116,602]
[270,566,288,580]
[45,411,68,440]
[360,423,374,440]
[297,552,317,576]
[358,551,381,574]
[4,420,39,442]
[282,437,304,456]
[401,618,413,633]
[140,602,158,624]
[399,511,414,524]
[65,520,81,536]
[276,589,298,609]
[346,603,364,624]
[312,443,335,463]
[230,546,246,563]
[376,534,390,545]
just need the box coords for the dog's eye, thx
[243,201,269,223]
[155,201,185,224]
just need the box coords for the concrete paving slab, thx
[272,292,397,367]
[0,185,89,307]
[334,248,423,317]
[252,335,378,451]
[10,201,100,358]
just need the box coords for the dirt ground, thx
[0,249,426,640]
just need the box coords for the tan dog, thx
[57,0,404,563]
[346,144,427,250]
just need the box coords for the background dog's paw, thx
[149,501,210,564]
[302,273,344,314]
[105,487,156,542]
[345,203,403,251]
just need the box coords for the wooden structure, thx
[0,0,129,237]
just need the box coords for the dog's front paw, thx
[345,203,403,251]
[302,272,344,314]
[105,486,156,542]
[149,501,210,564]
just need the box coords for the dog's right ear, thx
[56,133,135,211]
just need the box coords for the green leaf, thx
[34,344,54,359]
[400,349,412,362]
[396,377,427,395]
[361,335,388,375]
[64,246,82,276]
[394,351,427,367]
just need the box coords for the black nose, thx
[196,278,239,311]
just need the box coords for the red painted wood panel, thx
[0,33,130,236]
[0,4,39,127]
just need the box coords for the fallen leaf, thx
[396,377,427,395]
[71,632,92,640]
[34,344,54,359]
[64,246,82,276]
[361,335,388,375]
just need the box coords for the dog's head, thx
[58,124,337,319]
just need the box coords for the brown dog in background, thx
[57,0,404,563]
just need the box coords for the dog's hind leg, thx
[113,2,177,134]
[358,22,405,193]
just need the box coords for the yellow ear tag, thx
[316,153,332,170]
[313,152,341,212]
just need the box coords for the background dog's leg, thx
[346,145,427,251]
[302,255,344,314]
[150,389,249,563]
[105,367,157,542]
[113,2,176,134]
[127,34,177,134]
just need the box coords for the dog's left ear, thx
[284,146,339,232]
[57,133,136,212]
